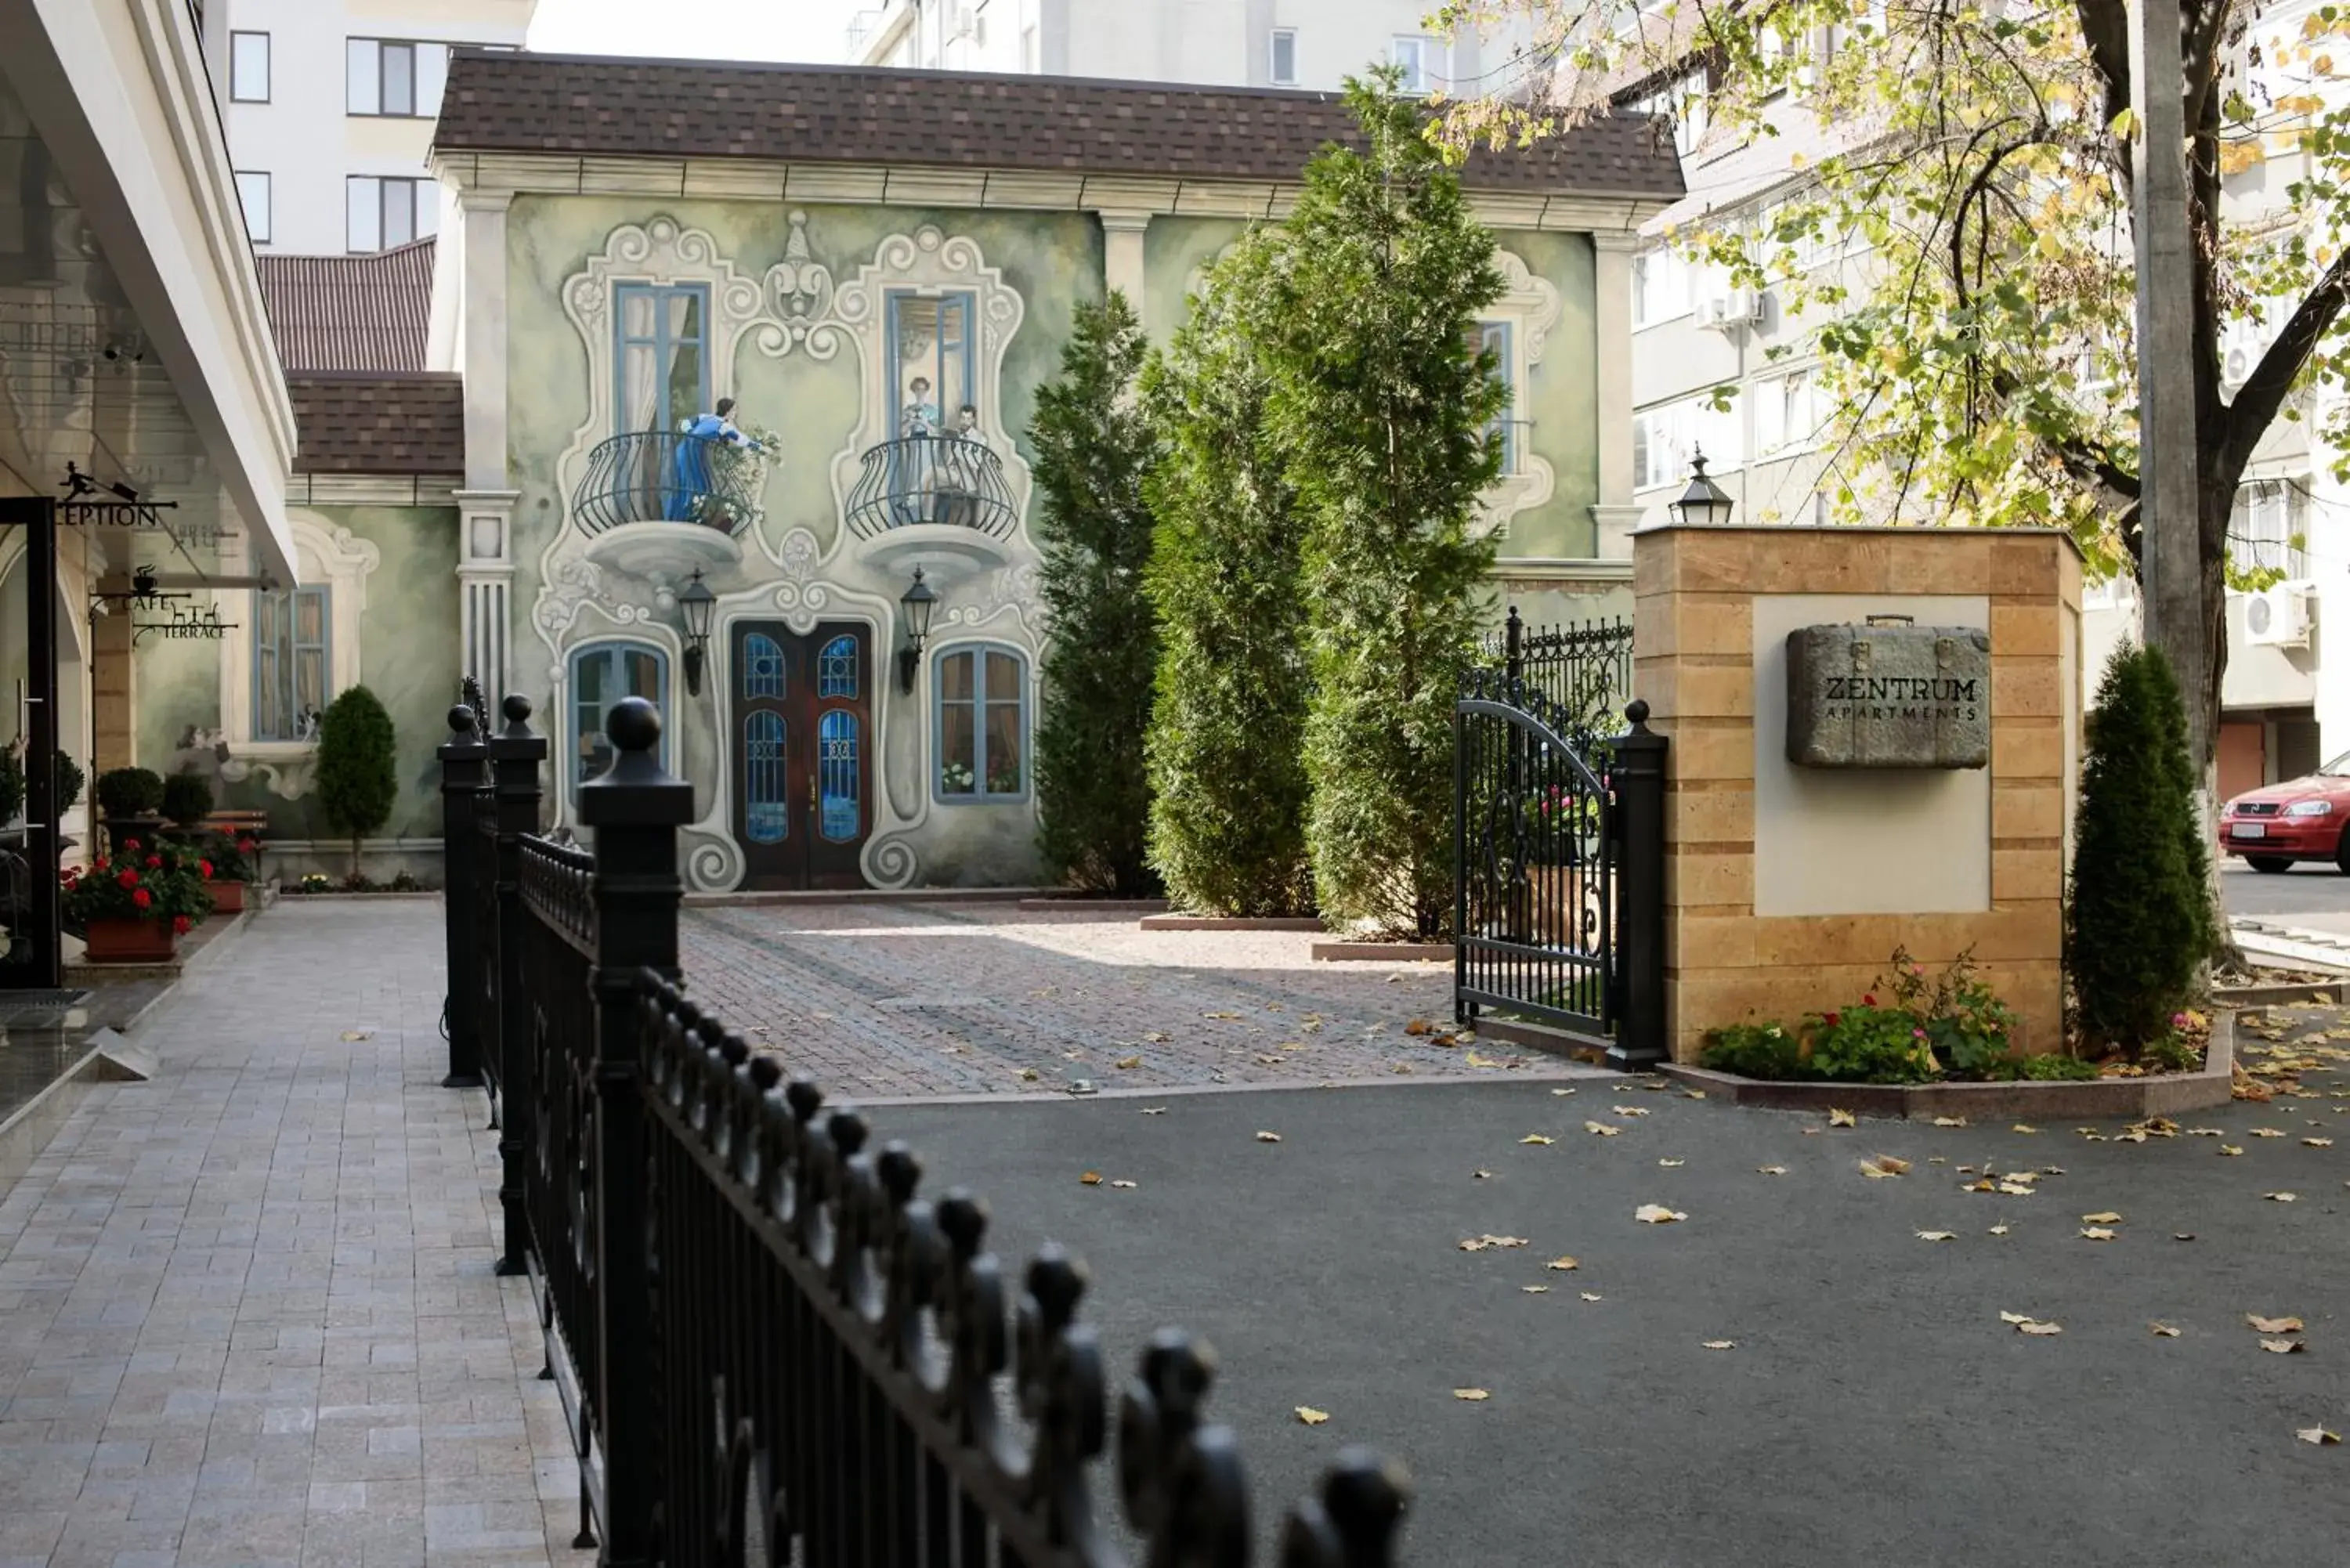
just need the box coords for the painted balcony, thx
[573,430,767,576]
[843,435,1018,571]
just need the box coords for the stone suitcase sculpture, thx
[1784,620,1990,769]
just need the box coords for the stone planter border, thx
[1310,941,1452,962]
[1656,1013,2235,1120]
[1017,897,1172,912]
[2213,979,2350,1006]
[1138,915,1323,932]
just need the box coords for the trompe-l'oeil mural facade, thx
[428,56,1683,893]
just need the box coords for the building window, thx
[934,645,1027,801]
[2233,481,2308,580]
[1633,393,1741,491]
[571,643,668,786]
[1632,244,1691,328]
[251,586,329,743]
[1390,34,1441,92]
[819,710,862,840]
[1478,321,1517,474]
[1271,28,1298,85]
[818,634,859,699]
[742,632,785,699]
[613,282,711,435]
[743,711,787,843]
[1755,370,1816,456]
[234,172,271,244]
[230,31,270,103]
[346,175,436,254]
[346,38,451,118]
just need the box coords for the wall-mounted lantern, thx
[1669,446,1735,528]
[678,567,717,697]
[898,565,938,695]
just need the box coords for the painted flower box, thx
[81,916,180,964]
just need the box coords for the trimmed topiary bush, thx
[316,685,397,879]
[95,766,164,820]
[1261,70,1505,939]
[1029,291,1162,896]
[1140,231,1314,917]
[161,770,214,829]
[56,752,83,815]
[2067,643,2213,1052]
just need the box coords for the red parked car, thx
[2220,757,2350,873]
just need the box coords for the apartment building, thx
[1622,3,2350,787]
[844,0,1531,95]
[208,0,536,256]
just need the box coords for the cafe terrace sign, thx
[1785,620,1991,770]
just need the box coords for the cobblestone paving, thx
[680,901,1581,1099]
[0,902,570,1568]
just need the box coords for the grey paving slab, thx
[0,903,565,1568]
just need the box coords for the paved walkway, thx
[680,901,1561,1098]
[0,902,569,1568]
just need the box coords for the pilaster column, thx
[1098,211,1152,317]
[1589,231,1645,560]
[91,579,136,773]
[455,490,519,699]
[461,190,514,495]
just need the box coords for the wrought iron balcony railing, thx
[574,430,764,537]
[844,435,1017,541]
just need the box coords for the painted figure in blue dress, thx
[667,396,762,521]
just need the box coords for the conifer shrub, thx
[1140,233,1314,916]
[1261,71,1505,938]
[2066,643,2212,1051]
[316,685,397,879]
[1029,291,1162,895]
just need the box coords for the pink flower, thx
[120,837,139,852]
[1912,1028,1928,1039]
[132,888,151,910]
[2171,1013,2189,1029]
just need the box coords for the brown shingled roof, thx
[258,240,436,374]
[286,373,465,476]
[435,53,1684,201]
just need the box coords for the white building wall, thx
[219,0,533,257]
[848,0,1526,92]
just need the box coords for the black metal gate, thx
[1455,610,1666,1070]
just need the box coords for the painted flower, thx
[132,888,151,910]
[172,915,190,935]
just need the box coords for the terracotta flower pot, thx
[82,916,180,963]
[207,880,246,913]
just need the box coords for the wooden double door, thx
[732,620,873,889]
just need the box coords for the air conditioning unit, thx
[949,3,982,42]
[1701,287,1762,331]
[2246,580,2316,649]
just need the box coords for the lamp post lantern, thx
[1668,447,1735,528]
[898,565,938,695]
[678,568,717,697]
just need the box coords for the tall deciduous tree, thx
[1265,70,1505,938]
[1440,0,2350,941]
[1029,291,1162,894]
[1141,233,1315,916]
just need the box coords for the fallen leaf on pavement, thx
[1520,1133,1556,1146]
[2011,1124,2039,1134]
[2300,1428,2343,1446]
[2251,1128,2287,1138]
[1996,1182,2037,1196]
[1203,1011,1240,1021]
[1018,1068,1040,1082]
[1635,1204,1687,1224]
[2266,1191,2300,1202]
[1658,1158,1686,1167]
[2001,1313,2062,1335]
[2187,1127,2222,1136]
[1860,1154,1911,1179]
[1613,1106,1651,1118]
[2080,1227,2117,1241]
[1916,1230,1957,1242]
[1140,1107,1166,1115]
[1931,1116,1969,1128]
[1405,1020,1432,1035]
[2082,1212,2123,1224]
[1585,1121,1622,1137]
[1079,1172,1104,1186]
[1452,1388,1490,1401]
[1684,1089,1708,1100]
[1988,1223,2011,1235]
[1464,1051,1504,1068]
[1545,1255,1579,1270]
[1256,1130,1282,1143]
[2150,1323,2182,1338]
[2221,1145,2245,1156]
[1756,1165,1788,1176]
[1143,1031,1169,1043]
[1457,1234,1529,1252]
[2306,1138,2334,1147]
[1473,1169,1495,1180]
[1295,1407,1330,1425]
[1522,1285,1549,1294]
[1828,1108,1857,1128]
[1550,1087,1577,1097]
[1580,1292,1604,1302]
[2249,1316,2306,1334]
[2175,1233,2196,1241]
[341,1030,373,1042]
[2263,1339,2305,1354]
[1701,1340,1735,1350]
[1115,1055,1143,1069]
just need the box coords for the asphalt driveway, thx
[866,1028,2350,1566]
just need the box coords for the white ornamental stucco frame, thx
[1479,248,1565,538]
[215,509,381,800]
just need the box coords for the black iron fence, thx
[1473,608,1633,757]
[439,690,1409,1566]
[1454,607,1666,1070]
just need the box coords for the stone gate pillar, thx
[1631,525,2082,1061]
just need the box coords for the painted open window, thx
[934,644,1026,801]
[251,585,329,742]
[887,291,978,436]
[614,283,711,436]
[571,642,667,786]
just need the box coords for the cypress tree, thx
[1262,70,1505,938]
[2066,643,2211,1050]
[1140,233,1314,916]
[1029,292,1161,894]
[316,685,398,880]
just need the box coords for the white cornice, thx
[432,150,1676,233]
